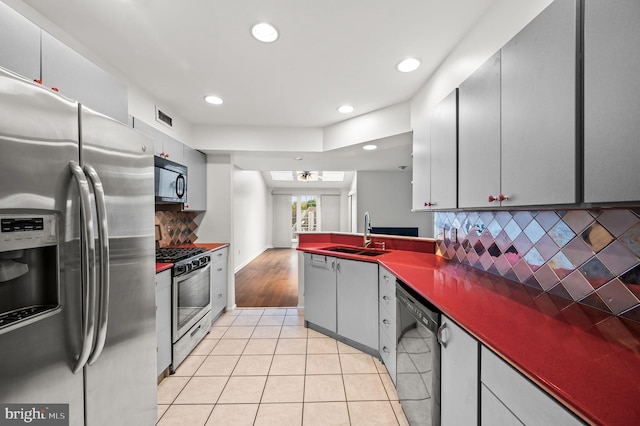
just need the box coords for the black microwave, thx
[154,156,187,203]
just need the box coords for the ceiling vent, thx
[155,106,173,128]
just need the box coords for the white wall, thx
[233,168,271,272]
[356,170,432,238]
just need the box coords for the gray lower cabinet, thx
[583,0,640,203]
[500,0,578,206]
[183,147,207,211]
[378,266,397,384]
[155,269,172,376]
[303,253,337,333]
[304,253,378,351]
[0,1,40,80]
[440,315,479,426]
[458,51,502,209]
[481,346,583,426]
[336,258,379,350]
[428,88,458,210]
[210,247,228,320]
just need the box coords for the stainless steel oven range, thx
[156,247,212,371]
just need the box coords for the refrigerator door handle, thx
[84,164,110,365]
[69,161,98,374]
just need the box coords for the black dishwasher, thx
[396,280,441,426]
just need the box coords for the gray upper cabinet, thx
[133,118,184,164]
[428,89,458,210]
[458,51,501,209]
[183,146,207,211]
[500,0,578,207]
[584,0,640,203]
[41,32,128,124]
[412,121,431,211]
[0,2,40,80]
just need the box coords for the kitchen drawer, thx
[379,327,396,384]
[211,281,226,317]
[211,246,229,263]
[173,311,212,371]
[379,267,396,320]
[379,306,395,341]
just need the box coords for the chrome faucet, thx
[363,211,372,248]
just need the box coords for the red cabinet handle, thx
[34,79,42,85]
[424,201,433,207]
[489,194,509,202]
[51,87,59,92]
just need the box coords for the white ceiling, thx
[17,0,496,129]
[13,0,498,183]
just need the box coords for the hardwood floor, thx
[234,248,299,307]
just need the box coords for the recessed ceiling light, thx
[251,23,279,43]
[204,95,223,105]
[294,157,303,161]
[363,145,377,151]
[396,57,421,73]
[338,105,354,114]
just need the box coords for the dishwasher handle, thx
[437,321,448,348]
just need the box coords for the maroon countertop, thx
[298,236,640,426]
[154,242,229,274]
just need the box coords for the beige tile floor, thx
[157,308,409,426]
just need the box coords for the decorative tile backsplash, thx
[155,210,199,247]
[434,209,640,323]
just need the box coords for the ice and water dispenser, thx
[0,212,60,334]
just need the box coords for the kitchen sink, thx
[324,246,388,257]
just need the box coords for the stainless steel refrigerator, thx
[0,67,157,425]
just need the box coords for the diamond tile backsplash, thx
[435,209,640,323]
[155,210,199,247]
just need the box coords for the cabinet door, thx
[481,346,583,426]
[429,89,458,210]
[162,136,184,164]
[337,259,378,349]
[0,2,41,80]
[133,118,185,163]
[501,0,577,206]
[584,0,640,203]
[458,51,502,208]
[41,32,128,124]
[155,270,172,375]
[183,146,207,211]
[440,316,478,426]
[303,253,337,333]
[412,115,431,211]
